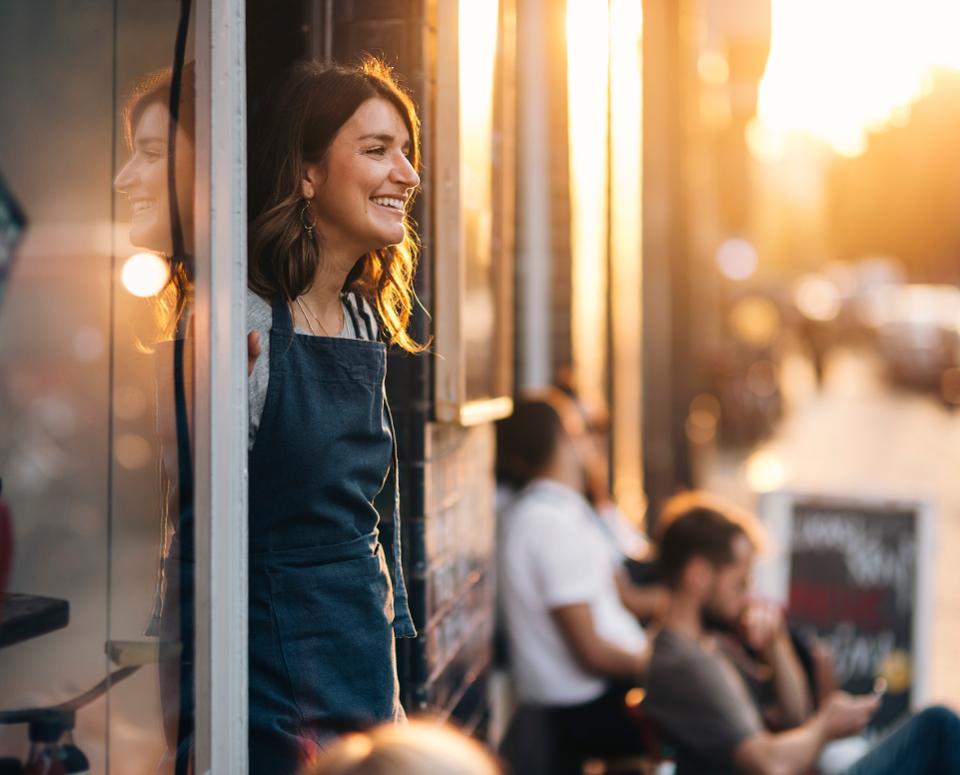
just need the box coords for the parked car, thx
[861,284,960,394]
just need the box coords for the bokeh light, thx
[686,393,721,445]
[745,450,786,492]
[728,296,781,347]
[716,238,758,281]
[698,50,730,85]
[794,274,842,322]
[121,251,170,298]
[114,433,152,470]
[72,325,106,362]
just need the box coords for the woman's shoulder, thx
[247,288,272,331]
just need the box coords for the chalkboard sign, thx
[756,491,934,729]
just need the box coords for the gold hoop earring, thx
[300,200,316,236]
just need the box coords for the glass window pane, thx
[0,3,200,772]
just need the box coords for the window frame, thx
[192,1,249,772]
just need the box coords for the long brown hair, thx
[249,57,424,353]
[122,63,196,337]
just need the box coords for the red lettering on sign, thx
[789,581,887,630]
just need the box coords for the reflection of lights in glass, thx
[686,393,721,445]
[716,238,758,281]
[728,296,781,347]
[755,0,960,158]
[698,50,729,84]
[36,396,76,439]
[114,385,148,421]
[122,251,170,298]
[566,0,610,404]
[73,326,105,362]
[115,433,152,470]
[745,450,785,492]
[795,274,841,322]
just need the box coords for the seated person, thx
[495,390,656,770]
[553,373,658,573]
[658,492,817,733]
[645,492,960,775]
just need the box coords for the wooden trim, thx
[433,0,465,423]
[433,0,515,426]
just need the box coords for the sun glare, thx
[566,0,610,406]
[754,0,960,159]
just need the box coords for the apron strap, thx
[383,397,417,639]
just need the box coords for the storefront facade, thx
[0,0,645,771]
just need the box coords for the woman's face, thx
[303,97,420,258]
[114,101,195,255]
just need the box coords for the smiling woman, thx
[244,57,423,775]
[248,58,422,352]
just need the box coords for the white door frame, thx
[193,1,248,772]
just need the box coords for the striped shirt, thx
[247,288,379,448]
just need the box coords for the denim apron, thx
[164,296,416,775]
[246,296,416,773]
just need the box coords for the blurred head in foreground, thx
[303,721,501,775]
[656,491,765,626]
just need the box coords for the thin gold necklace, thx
[295,295,342,337]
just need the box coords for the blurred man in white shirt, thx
[496,390,656,772]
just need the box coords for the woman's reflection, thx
[114,63,195,773]
[115,65,195,328]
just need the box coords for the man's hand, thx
[741,601,813,727]
[817,691,880,741]
[735,690,879,775]
[248,331,261,376]
[742,600,786,656]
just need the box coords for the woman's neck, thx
[294,245,358,334]
[301,266,348,315]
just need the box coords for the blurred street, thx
[704,342,960,706]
